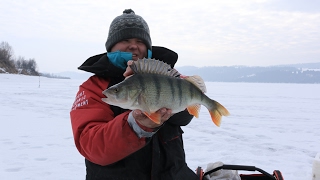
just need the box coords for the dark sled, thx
[197,164,284,180]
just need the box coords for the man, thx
[70,9,202,180]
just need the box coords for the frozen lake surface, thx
[0,74,319,179]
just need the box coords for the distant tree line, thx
[0,41,39,76]
[40,72,70,79]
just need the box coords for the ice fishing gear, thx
[199,164,284,180]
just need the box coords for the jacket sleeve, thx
[70,75,147,166]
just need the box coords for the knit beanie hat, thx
[105,9,152,52]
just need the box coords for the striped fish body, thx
[102,59,229,126]
[110,73,207,113]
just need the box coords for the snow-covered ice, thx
[0,74,319,180]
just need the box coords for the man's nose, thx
[128,42,138,49]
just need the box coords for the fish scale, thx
[136,73,190,112]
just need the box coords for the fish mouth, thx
[102,90,111,103]
[101,97,109,103]
[101,96,118,104]
[101,91,118,104]
[102,89,110,96]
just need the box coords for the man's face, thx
[111,38,148,61]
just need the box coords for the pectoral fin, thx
[143,112,162,124]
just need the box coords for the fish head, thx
[101,82,141,109]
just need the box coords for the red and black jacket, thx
[70,46,200,180]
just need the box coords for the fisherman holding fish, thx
[70,9,230,180]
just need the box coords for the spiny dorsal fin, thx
[185,75,207,93]
[130,58,181,77]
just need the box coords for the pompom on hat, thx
[105,9,152,52]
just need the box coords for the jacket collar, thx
[78,46,178,79]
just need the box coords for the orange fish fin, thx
[209,101,230,127]
[143,112,162,124]
[209,110,222,127]
[187,104,201,118]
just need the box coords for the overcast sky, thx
[1,0,319,73]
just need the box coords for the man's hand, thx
[123,60,134,78]
[133,108,172,128]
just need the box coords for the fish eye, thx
[114,88,119,93]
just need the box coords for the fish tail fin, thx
[143,112,162,124]
[208,100,230,127]
[187,104,201,118]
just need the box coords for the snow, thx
[1,74,319,180]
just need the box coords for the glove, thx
[204,162,241,180]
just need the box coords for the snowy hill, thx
[177,62,320,83]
